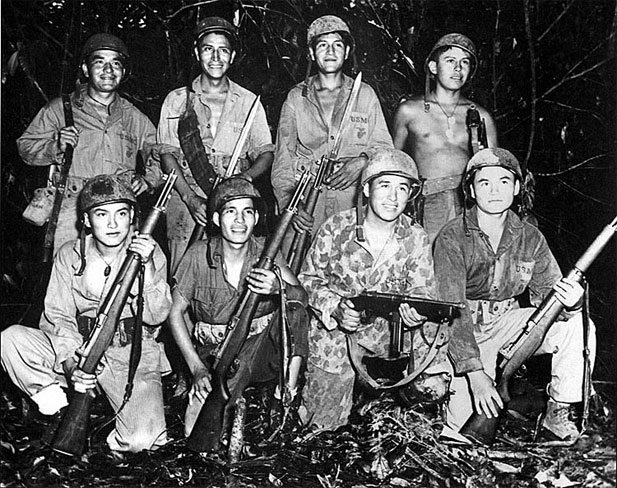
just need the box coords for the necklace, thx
[434,97,460,140]
[94,246,120,277]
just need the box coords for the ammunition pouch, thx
[77,315,157,347]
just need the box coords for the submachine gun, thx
[348,292,464,393]
[186,171,312,453]
[460,216,617,445]
[51,171,177,457]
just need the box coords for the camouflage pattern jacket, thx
[299,208,436,374]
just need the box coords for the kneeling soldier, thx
[168,176,308,437]
[1,175,171,453]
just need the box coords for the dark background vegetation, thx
[3,0,615,391]
[1,0,615,486]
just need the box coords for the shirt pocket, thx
[119,129,138,163]
[347,111,370,145]
[512,260,535,295]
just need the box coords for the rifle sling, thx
[43,94,75,255]
[178,88,218,195]
[347,319,449,391]
[123,264,144,404]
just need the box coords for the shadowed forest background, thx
[1,1,616,487]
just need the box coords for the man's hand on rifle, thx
[291,207,314,234]
[131,175,150,196]
[325,155,368,191]
[246,267,279,295]
[57,126,79,153]
[399,303,427,328]
[553,276,584,310]
[189,365,212,405]
[468,369,503,419]
[63,357,102,394]
[333,298,362,333]
[185,193,209,227]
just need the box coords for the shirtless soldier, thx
[392,33,497,244]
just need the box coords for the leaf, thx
[491,460,520,474]
[7,51,19,76]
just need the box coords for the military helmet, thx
[361,148,420,188]
[79,174,137,214]
[81,33,130,62]
[209,176,262,215]
[463,148,523,199]
[194,16,238,45]
[425,33,478,77]
[307,15,354,51]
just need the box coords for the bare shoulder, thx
[394,96,425,121]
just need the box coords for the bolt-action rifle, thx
[51,171,177,457]
[286,73,362,273]
[466,106,488,156]
[460,216,617,445]
[186,170,312,453]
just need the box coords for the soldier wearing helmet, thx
[18,33,161,254]
[272,15,393,250]
[434,147,594,443]
[156,16,274,274]
[392,32,498,245]
[168,176,309,438]
[1,175,172,454]
[298,148,449,431]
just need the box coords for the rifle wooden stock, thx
[186,171,311,453]
[287,156,332,274]
[460,216,617,445]
[51,172,177,457]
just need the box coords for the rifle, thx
[186,170,312,453]
[466,106,488,155]
[460,215,617,445]
[286,155,332,273]
[349,291,464,359]
[51,171,177,457]
[286,73,362,273]
[185,95,262,250]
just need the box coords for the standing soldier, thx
[18,33,161,252]
[1,175,171,454]
[392,33,497,244]
[272,15,393,241]
[157,17,274,273]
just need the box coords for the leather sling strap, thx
[346,319,449,391]
[42,94,75,261]
[177,87,218,195]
